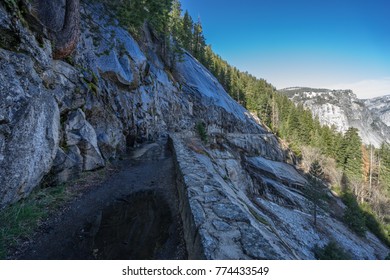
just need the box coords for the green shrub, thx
[4,0,18,11]
[0,185,70,259]
[196,122,208,143]
[361,205,390,247]
[313,241,352,260]
[342,192,366,236]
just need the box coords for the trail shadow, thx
[85,190,173,260]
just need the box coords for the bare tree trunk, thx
[378,156,381,185]
[50,0,80,59]
[24,0,80,59]
[369,145,373,193]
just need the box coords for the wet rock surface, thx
[90,191,173,260]
[16,141,187,260]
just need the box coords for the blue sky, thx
[180,0,390,98]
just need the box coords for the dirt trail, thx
[15,139,187,260]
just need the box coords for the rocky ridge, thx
[0,2,389,259]
[280,87,390,147]
[364,95,390,128]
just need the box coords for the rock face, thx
[0,19,60,205]
[364,95,390,128]
[0,2,388,259]
[170,133,388,259]
[280,87,390,147]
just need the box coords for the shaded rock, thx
[212,203,250,223]
[0,48,59,207]
[212,220,233,231]
[4,7,53,70]
[32,0,66,33]
[199,228,218,259]
[87,107,126,160]
[245,156,306,187]
[204,195,219,203]
[240,226,280,260]
[49,146,83,184]
[97,50,137,87]
[174,52,257,126]
[0,96,59,207]
[190,199,206,226]
[0,6,20,52]
[87,7,146,88]
[225,133,287,162]
[64,109,105,171]
[203,185,215,193]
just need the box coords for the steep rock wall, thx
[1,1,286,206]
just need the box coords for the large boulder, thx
[0,95,59,206]
[0,3,65,207]
[0,48,60,207]
[86,107,126,161]
[64,109,105,171]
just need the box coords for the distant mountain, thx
[364,95,390,127]
[279,87,390,147]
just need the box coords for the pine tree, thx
[107,0,147,33]
[258,94,272,128]
[362,145,370,183]
[338,128,363,179]
[181,10,193,51]
[203,44,214,70]
[378,143,390,192]
[193,17,206,62]
[297,106,313,144]
[286,106,300,142]
[270,93,279,132]
[306,160,325,227]
[169,0,183,43]
[106,0,173,38]
[147,0,172,34]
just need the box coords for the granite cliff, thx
[280,87,390,147]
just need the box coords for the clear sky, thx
[180,0,390,99]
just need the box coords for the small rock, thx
[212,220,233,231]
[204,195,219,203]
[203,185,214,193]
[212,203,250,223]
[199,228,218,259]
[190,199,206,225]
[240,226,279,259]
